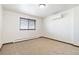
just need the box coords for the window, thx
[20,17,36,30]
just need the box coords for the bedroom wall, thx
[43,8,74,44]
[73,6,79,46]
[0,5,3,48]
[2,9,42,43]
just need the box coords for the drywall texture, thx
[43,6,79,46]
[73,6,79,45]
[2,10,42,43]
[43,8,74,44]
[0,5,3,48]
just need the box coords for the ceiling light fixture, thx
[39,4,46,8]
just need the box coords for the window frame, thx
[20,17,36,30]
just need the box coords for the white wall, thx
[0,5,3,48]
[43,8,74,44]
[3,10,42,43]
[73,6,79,45]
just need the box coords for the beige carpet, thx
[0,37,79,55]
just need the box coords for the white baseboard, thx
[2,36,42,44]
[13,37,41,43]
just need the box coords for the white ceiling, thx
[2,4,78,18]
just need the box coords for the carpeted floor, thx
[0,37,79,55]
